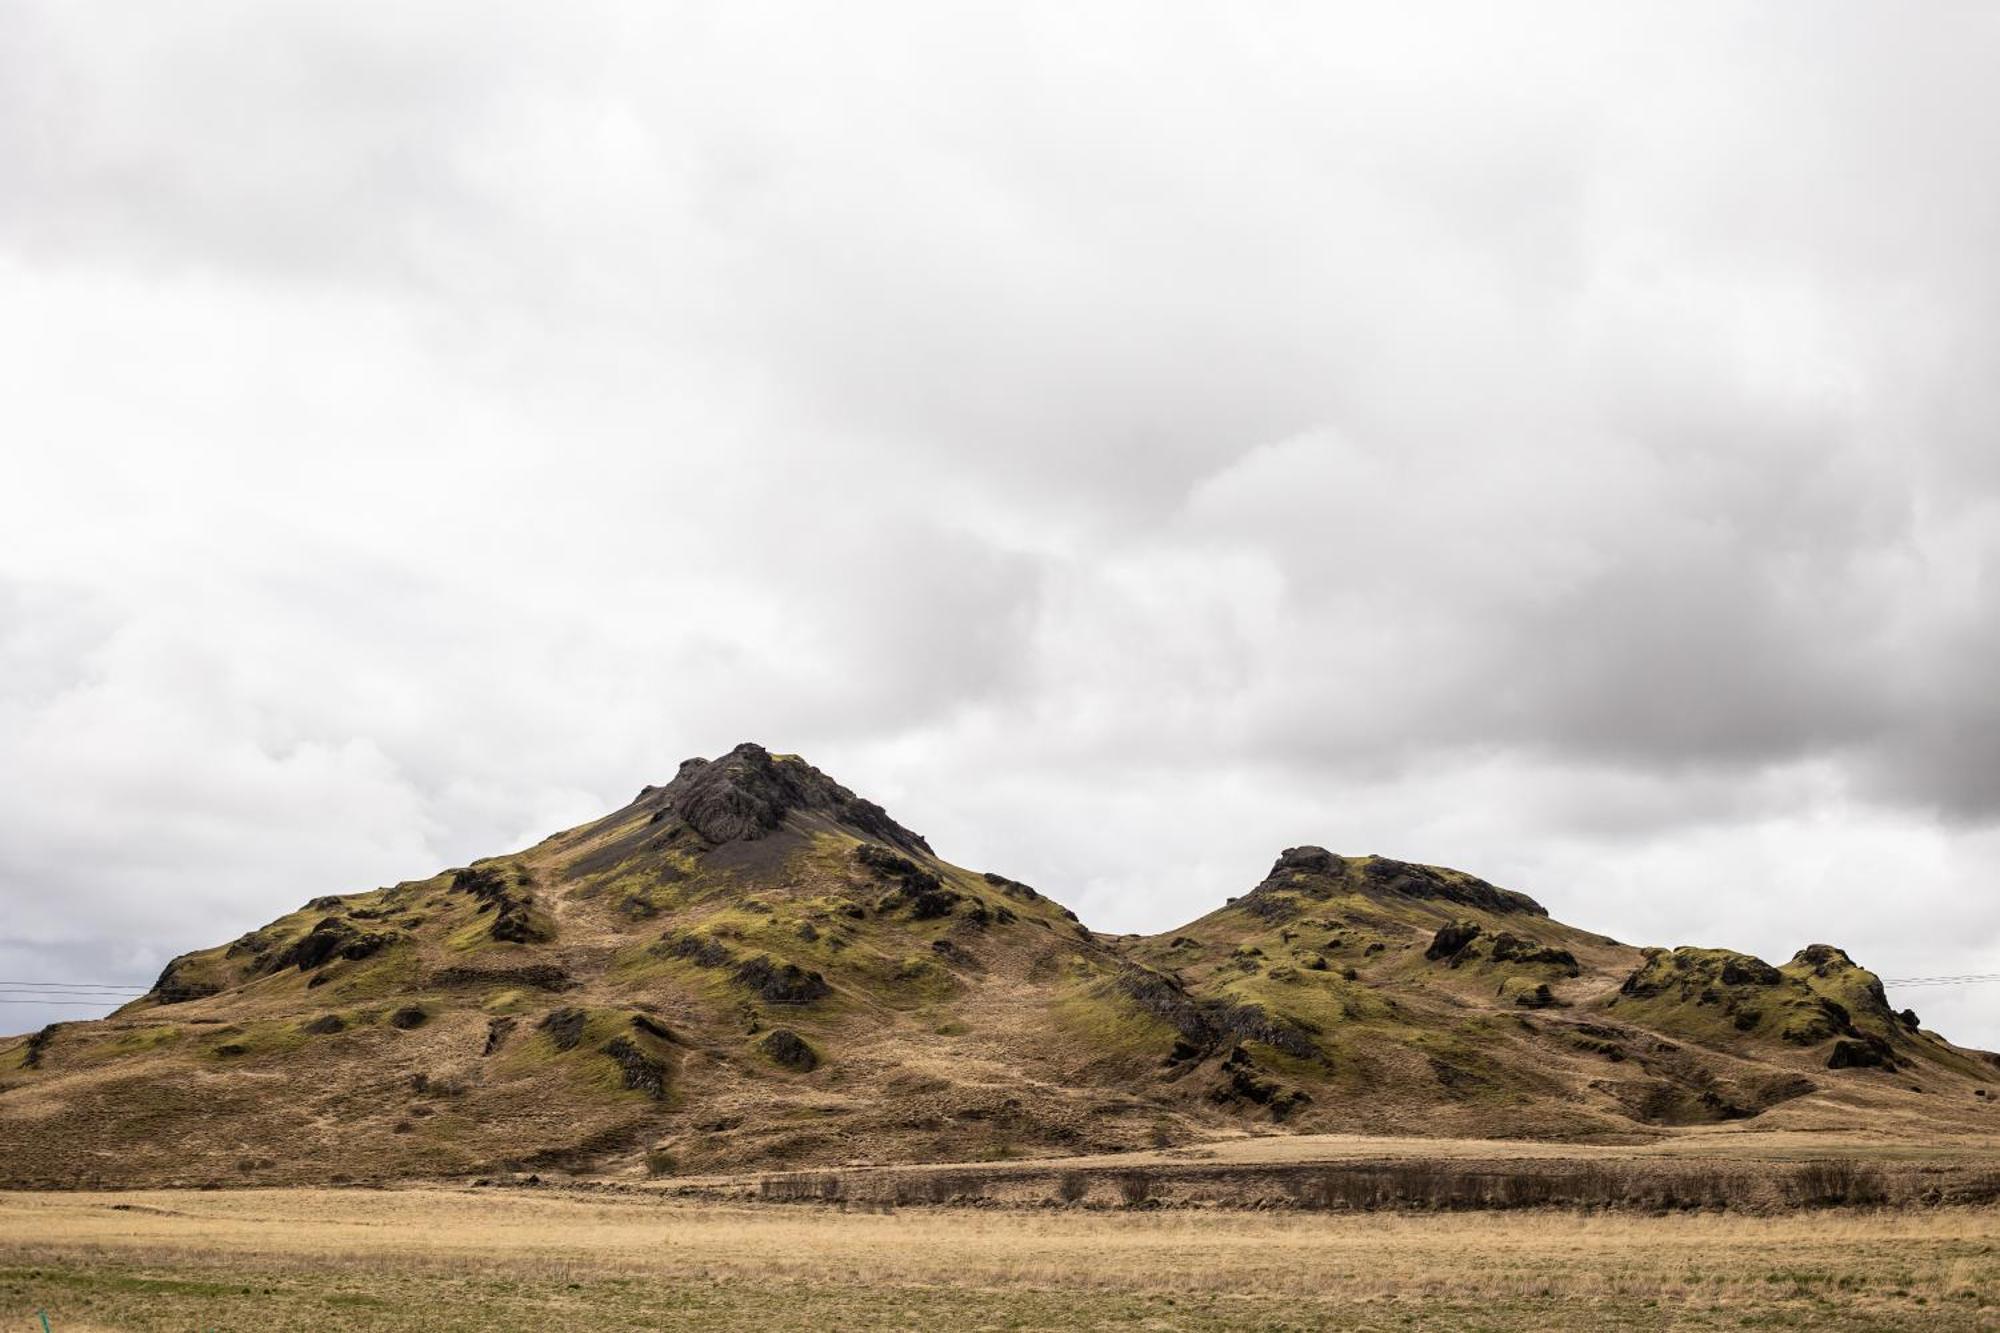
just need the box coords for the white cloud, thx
[2,2,1997,1045]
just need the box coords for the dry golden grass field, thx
[2,1182,1997,1331]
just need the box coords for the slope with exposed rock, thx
[2,744,1994,1187]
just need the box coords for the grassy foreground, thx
[1,1187,1997,1331]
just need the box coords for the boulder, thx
[760,1028,819,1071]
[1426,921,1482,962]
[732,956,831,1005]
[601,1037,668,1098]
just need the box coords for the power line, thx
[1883,973,2000,988]
[0,998,130,1006]
[0,980,146,992]
[0,981,149,991]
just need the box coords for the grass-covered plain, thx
[3,1186,1997,1331]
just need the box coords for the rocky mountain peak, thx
[647,742,931,854]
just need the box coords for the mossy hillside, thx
[609,918,881,1021]
[316,943,427,1004]
[1782,947,1899,1035]
[199,1016,320,1063]
[1603,947,1859,1050]
[1782,947,1997,1080]
[130,874,455,1016]
[1204,955,1397,1032]
[14,1021,190,1074]
[492,1006,682,1106]
[1050,967,1185,1068]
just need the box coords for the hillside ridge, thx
[3,741,1994,1188]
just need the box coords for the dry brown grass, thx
[2,1186,1997,1330]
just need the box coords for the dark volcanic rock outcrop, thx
[601,1037,668,1098]
[732,956,831,1005]
[1116,967,1320,1061]
[1254,847,1546,916]
[269,917,399,973]
[760,1028,819,1071]
[450,865,553,945]
[643,742,931,853]
[145,955,225,1005]
[857,843,962,918]
[1427,921,1482,962]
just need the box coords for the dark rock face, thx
[483,1016,517,1056]
[631,1013,678,1044]
[1115,968,1320,1062]
[1488,934,1582,975]
[1828,1036,1898,1070]
[1253,847,1545,915]
[1427,921,1482,962]
[490,908,552,945]
[451,866,511,905]
[1514,983,1563,1009]
[856,843,961,918]
[270,918,398,973]
[1272,846,1340,876]
[1209,1049,1311,1120]
[431,964,575,992]
[388,1005,428,1030]
[903,887,963,920]
[732,956,831,1005]
[1720,958,1783,987]
[981,871,1042,902]
[651,742,931,853]
[656,932,734,969]
[1242,892,1301,923]
[601,1037,668,1098]
[857,843,928,880]
[1357,856,1546,916]
[1793,943,1855,973]
[450,866,553,945]
[539,1007,589,1051]
[22,1024,61,1069]
[1621,949,1786,1002]
[303,1014,346,1035]
[147,955,224,1005]
[760,1027,819,1071]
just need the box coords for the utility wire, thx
[0,998,130,1005]
[0,980,146,992]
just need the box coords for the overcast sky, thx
[4,3,1998,1046]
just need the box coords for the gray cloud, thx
[2,2,1997,1047]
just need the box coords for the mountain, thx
[3,743,1993,1187]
